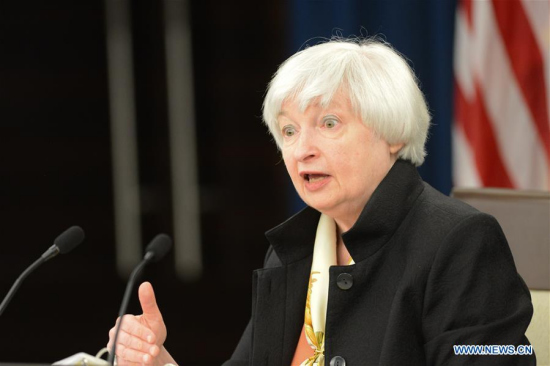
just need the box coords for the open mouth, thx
[304,173,330,183]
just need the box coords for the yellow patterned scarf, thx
[300,214,354,366]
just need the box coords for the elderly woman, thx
[107,39,534,365]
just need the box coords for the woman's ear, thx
[389,142,404,155]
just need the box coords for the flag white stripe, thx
[453,9,475,100]
[453,122,482,187]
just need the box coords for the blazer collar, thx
[265,159,425,265]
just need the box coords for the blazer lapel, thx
[251,255,312,366]
[282,255,312,365]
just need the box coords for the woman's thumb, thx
[138,281,162,319]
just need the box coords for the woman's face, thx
[278,92,403,231]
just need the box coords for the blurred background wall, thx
[0,0,547,364]
[0,0,287,363]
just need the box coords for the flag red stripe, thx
[462,0,473,30]
[491,0,550,161]
[454,80,514,188]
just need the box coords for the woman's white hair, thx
[262,38,430,166]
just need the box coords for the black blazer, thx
[223,160,535,366]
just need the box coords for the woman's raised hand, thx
[107,282,176,365]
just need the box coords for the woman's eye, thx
[323,117,339,129]
[282,125,296,137]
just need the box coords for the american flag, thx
[453,0,550,191]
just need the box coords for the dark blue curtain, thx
[286,0,458,213]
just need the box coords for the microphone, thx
[0,226,85,317]
[42,225,86,261]
[143,234,172,262]
[108,234,172,365]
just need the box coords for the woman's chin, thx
[304,199,337,216]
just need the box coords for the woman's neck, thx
[336,232,352,265]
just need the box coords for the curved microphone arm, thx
[0,256,46,317]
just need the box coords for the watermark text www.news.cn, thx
[453,345,533,356]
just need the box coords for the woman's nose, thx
[293,129,319,162]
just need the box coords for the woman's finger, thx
[117,329,146,352]
[116,342,155,364]
[118,314,157,343]
[117,329,158,354]
[113,353,149,366]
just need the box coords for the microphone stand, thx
[0,257,45,317]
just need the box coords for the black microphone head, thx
[54,226,85,254]
[145,234,172,262]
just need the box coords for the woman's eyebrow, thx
[278,111,296,122]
